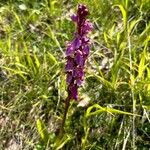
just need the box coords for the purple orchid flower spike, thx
[60,4,93,136]
[65,4,93,100]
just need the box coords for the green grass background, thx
[0,0,150,149]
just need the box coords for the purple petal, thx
[70,85,78,100]
[85,21,93,31]
[71,14,78,22]
[66,45,74,56]
[83,46,89,56]
[82,36,89,44]
[73,67,84,78]
[78,5,88,17]
[66,72,72,84]
[76,79,83,86]
[78,4,86,10]
[66,38,81,56]
[75,50,84,66]
[65,57,74,71]
[83,21,93,33]
[73,38,81,49]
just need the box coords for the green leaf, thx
[36,119,49,144]
[34,52,40,69]
[113,5,127,30]
[54,134,72,150]
[128,19,142,35]
[47,52,57,66]
[103,32,110,47]
[86,104,140,117]
[137,52,147,78]
[1,66,28,80]
[87,74,113,89]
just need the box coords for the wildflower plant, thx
[60,4,93,134]
[1,1,149,149]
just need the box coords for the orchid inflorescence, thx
[65,4,93,100]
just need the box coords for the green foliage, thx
[86,104,141,117]
[0,0,150,149]
[36,119,49,144]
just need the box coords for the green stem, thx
[60,96,71,136]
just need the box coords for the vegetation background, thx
[0,0,150,149]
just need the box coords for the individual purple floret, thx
[65,4,93,100]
